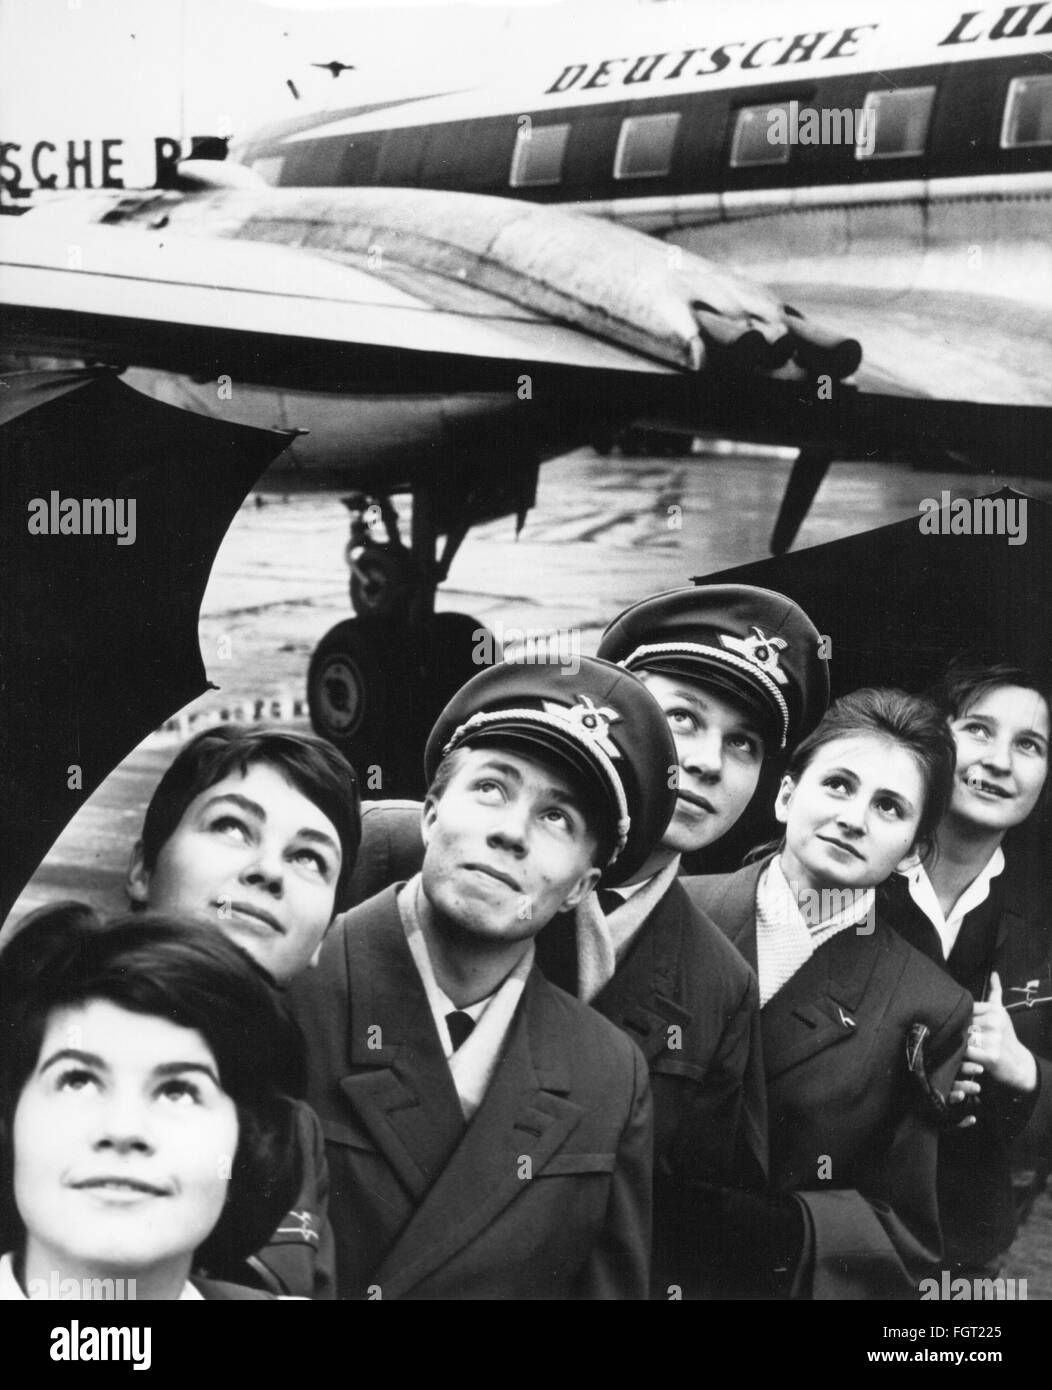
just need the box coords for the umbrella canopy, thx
[0,369,292,921]
[687,488,1052,869]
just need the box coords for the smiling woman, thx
[686,688,975,1299]
[126,725,362,986]
[0,907,303,1300]
[881,661,1052,1277]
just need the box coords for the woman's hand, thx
[967,972,1038,1094]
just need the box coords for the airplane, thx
[312,61,357,80]
[4,0,1052,790]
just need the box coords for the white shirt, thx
[902,848,1005,960]
[397,875,533,1121]
[0,1252,202,1300]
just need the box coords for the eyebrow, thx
[671,686,707,710]
[295,827,341,857]
[154,1061,222,1087]
[671,687,761,735]
[39,1048,221,1087]
[201,793,340,857]
[477,760,586,817]
[200,791,266,819]
[825,766,914,807]
[40,1047,106,1075]
[476,758,524,785]
[958,713,1049,743]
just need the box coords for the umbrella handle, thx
[907,1022,978,1130]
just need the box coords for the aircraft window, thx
[1002,74,1052,147]
[729,103,792,168]
[614,112,681,179]
[857,86,935,160]
[509,122,570,187]
[248,155,286,186]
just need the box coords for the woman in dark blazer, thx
[0,907,304,1300]
[879,661,1052,1274]
[683,688,973,1299]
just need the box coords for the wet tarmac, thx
[6,440,1052,1296]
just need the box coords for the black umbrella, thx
[687,487,1052,869]
[0,369,292,922]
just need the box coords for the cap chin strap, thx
[621,641,790,749]
[440,708,631,864]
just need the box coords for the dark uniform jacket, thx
[682,859,972,1299]
[536,879,767,1299]
[880,853,1052,1268]
[288,886,654,1300]
[348,803,766,1298]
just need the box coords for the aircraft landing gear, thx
[307,490,500,795]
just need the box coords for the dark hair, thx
[139,725,361,915]
[785,688,957,860]
[425,744,472,807]
[425,742,611,868]
[927,659,1052,725]
[0,906,303,1273]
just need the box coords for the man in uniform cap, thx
[536,583,828,1298]
[289,656,677,1299]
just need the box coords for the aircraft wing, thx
[0,185,862,395]
[6,182,1049,484]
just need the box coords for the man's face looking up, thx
[421,745,603,944]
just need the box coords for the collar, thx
[755,856,874,1006]
[768,853,875,942]
[903,847,1005,958]
[575,854,680,1003]
[397,875,533,1120]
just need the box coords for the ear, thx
[421,797,438,847]
[895,847,922,874]
[774,775,795,826]
[561,865,602,913]
[125,840,151,907]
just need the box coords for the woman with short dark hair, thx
[0,907,303,1300]
[881,660,1052,1275]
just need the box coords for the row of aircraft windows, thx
[252,73,1052,189]
[510,73,1052,186]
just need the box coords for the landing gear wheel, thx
[307,618,412,788]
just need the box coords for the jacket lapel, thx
[761,920,889,1079]
[335,889,466,1202]
[713,861,764,972]
[592,881,695,1061]
[374,968,584,1298]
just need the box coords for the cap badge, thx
[719,627,789,686]
[542,695,622,760]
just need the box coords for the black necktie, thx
[446,1010,476,1052]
